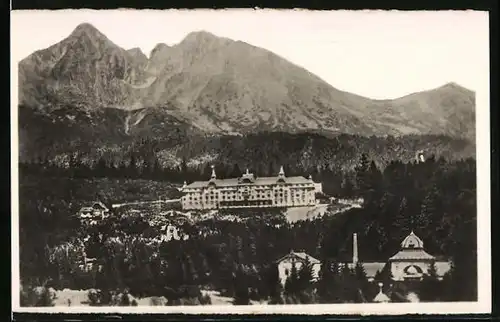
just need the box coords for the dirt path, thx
[112,199,181,209]
[285,199,362,223]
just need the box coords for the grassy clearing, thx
[20,174,182,207]
[284,203,354,223]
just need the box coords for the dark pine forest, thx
[18,131,477,305]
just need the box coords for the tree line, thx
[18,153,477,305]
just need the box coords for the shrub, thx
[179,297,201,305]
[87,289,100,306]
[149,296,167,306]
[199,294,212,305]
[20,286,55,307]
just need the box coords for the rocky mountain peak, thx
[149,43,170,59]
[18,25,476,141]
[439,82,470,92]
[182,30,220,42]
[128,47,147,60]
[179,30,230,50]
[68,23,109,43]
[128,47,145,55]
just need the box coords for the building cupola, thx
[210,165,216,180]
[401,231,424,249]
[278,165,286,178]
[239,168,256,183]
[276,165,286,183]
[373,282,390,303]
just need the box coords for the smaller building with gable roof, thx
[275,250,321,285]
[388,231,451,281]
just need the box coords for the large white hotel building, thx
[180,166,323,210]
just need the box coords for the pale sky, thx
[11,9,489,99]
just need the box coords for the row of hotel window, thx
[200,184,314,190]
[184,198,312,207]
[185,192,310,201]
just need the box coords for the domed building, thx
[388,231,451,281]
[373,282,391,303]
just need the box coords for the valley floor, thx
[51,288,267,306]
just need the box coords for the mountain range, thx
[18,23,475,141]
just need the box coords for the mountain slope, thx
[18,23,150,110]
[18,104,199,163]
[140,31,375,134]
[348,82,476,141]
[18,24,476,140]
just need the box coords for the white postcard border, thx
[10,9,492,315]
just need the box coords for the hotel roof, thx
[389,231,435,261]
[388,249,435,261]
[276,250,321,265]
[184,175,314,189]
[346,262,386,278]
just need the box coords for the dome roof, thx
[373,282,391,303]
[401,231,424,249]
[373,291,390,303]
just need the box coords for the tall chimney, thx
[353,233,358,265]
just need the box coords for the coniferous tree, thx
[265,162,273,177]
[95,157,108,178]
[366,160,383,204]
[128,155,138,179]
[284,263,299,297]
[233,265,250,305]
[68,153,80,178]
[142,158,152,179]
[393,197,411,236]
[418,181,441,233]
[230,163,242,178]
[340,176,355,198]
[440,265,454,302]
[117,159,128,178]
[119,290,131,306]
[152,158,163,180]
[202,163,212,180]
[374,263,393,287]
[267,264,284,304]
[181,157,189,180]
[417,200,432,232]
[444,236,477,301]
[337,264,356,303]
[420,261,441,302]
[297,257,315,292]
[296,257,315,303]
[355,154,370,191]
[353,262,369,303]
[316,259,337,303]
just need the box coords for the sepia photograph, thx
[11,9,491,315]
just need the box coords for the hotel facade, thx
[180,166,322,210]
